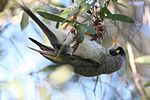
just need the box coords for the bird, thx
[18,2,126,77]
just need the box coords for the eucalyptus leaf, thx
[75,0,85,6]
[75,23,97,42]
[37,11,66,22]
[100,4,134,23]
[78,23,96,35]
[76,30,84,42]
[60,7,72,18]
[105,14,134,23]
[20,12,29,31]
[56,22,59,28]
[100,5,111,20]
[61,8,79,25]
[135,55,150,64]
[60,7,74,25]
[79,3,91,14]
[53,7,73,28]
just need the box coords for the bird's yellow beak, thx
[113,37,117,46]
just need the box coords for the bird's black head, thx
[109,46,126,57]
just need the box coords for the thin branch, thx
[110,21,149,54]
[126,42,147,100]
[101,81,124,100]
[93,76,99,95]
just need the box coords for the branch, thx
[127,42,147,99]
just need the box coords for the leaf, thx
[75,23,97,42]
[77,30,84,42]
[99,4,134,23]
[58,7,73,28]
[37,11,66,22]
[61,8,79,25]
[75,0,85,6]
[78,23,96,35]
[60,7,72,18]
[135,55,150,64]
[55,22,60,28]
[20,12,29,31]
[105,14,134,23]
[75,25,84,43]
[144,80,150,87]
[100,5,112,20]
[79,3,91,14]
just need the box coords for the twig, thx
[93,76,99,95]
[110,21,149,54]
[126,42,147,99]
[101,81,124,100]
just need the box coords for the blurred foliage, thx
[1,80,24,99]
[0,0,150,100]
[49,0,66,7]
[20,12,29,30]
[48,65,74,86]
[39,86,51,100]
[135,55,150,64]
[144,80,150,87]
[0,0,8,12]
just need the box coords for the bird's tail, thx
[29,37,56,52]
[18,1,60,50]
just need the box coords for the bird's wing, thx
[29,37,56,52]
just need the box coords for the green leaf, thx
[78,23,96,35]
[55,22,59,28]
[61,8,79,25]
[79,3,91,14]
[37,11,66,22]
[20,12,29,31]
[135,55,150,64]
[75,23,97,42]
[60,7,73,26]
[100,5,112,20]
[76,30,84,42]
[144,80,150,87]
[105,14,134,23]
[75,0,85,6]
[99,4,134,23]
[60,7,72,18]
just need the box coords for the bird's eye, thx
[115,49,120,54]
[109,47,123,56]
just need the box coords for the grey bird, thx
[18,3,126,77]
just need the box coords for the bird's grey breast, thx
[101,54,126,74]
[73,37,107,63]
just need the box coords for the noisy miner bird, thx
[18,3,126,77]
